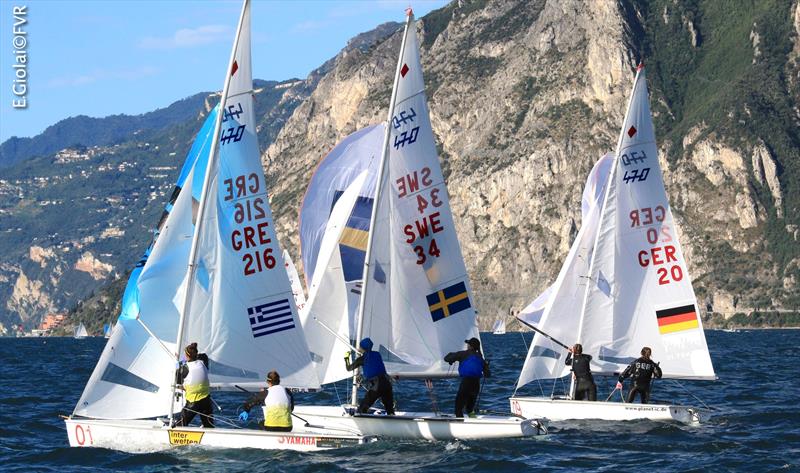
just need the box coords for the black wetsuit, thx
[345,352,395,415]
[444,349,490,417]
[619,357,662,404]
[175,354,214,428]
[566,352,597,401]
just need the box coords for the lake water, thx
[1,329,798,472]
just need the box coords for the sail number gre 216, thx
[224,173,276,276]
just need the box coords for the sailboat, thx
[102,323,113,339]
[292,9,545,440]
[64,0,369,451]
[74,323,88,339]
[491,318,506,335]
[509,65,715,424]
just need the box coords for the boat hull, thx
[509,396,705,424]
[291,405,547,440]
[64,417,369,452]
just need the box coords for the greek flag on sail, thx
[248,299,295,338]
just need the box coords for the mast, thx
[351,9,415,406]
[570,64,644,398]
[168,0,250,423]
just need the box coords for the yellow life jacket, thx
[264,385,292,428]
[183,360,210,403]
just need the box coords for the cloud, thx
[138,24,232,49]
[47,66,159,88]
[290,19,331,33]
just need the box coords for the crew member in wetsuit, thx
[174,342,214,428]
[444,337,490,418]
[616,346,663,404]
[344,338,395,415]
[566,343,597,401]
[238,370,294,431]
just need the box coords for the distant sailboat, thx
[293,9,545,440]
[102,324,112,339]
[491,318,506,335]
[509,65,715,424]
[74,323,88,339]
[64,0,368,451]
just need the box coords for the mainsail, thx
[577,66,714,379]
[517,66,715,391]
[177,0,319,391]
[356,12,479,379]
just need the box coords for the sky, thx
[0,0,448,142]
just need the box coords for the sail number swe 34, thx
[397,166,444,265]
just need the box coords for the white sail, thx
[74,159,204,418]
[301,171,369,384]
[516,153,614,387]
[283,249,306,311]
[74,323,89,338]
[491,318,506,335]
[358,13,479,378]
[300,123,384,287]
[577,67,715,380]
[179,0,319,390]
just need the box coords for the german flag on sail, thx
[656,304,699,334]
[426,281,471,322]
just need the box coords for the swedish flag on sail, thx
[426,281,471,322]
[332,192,373,281]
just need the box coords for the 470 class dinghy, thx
[291,9,545,441]
[65,0,369,451]
[509,65,715,424]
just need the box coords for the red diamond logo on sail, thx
[400,63,409,77]
[627,126,637,138]
[231,60,239,77]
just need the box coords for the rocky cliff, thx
[263,0,799,323]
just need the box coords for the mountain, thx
[1,0,798,335]
[264,0,799,325]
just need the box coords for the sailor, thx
[616,346,663,404]
[344,338,395,415]
[444,337,490,418]
[566,343,597,401]
[238,371,294,431]
[174,342,214,428]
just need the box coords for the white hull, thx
[291,405,547,440]
[509,396,705,424]
[65,417,370,452]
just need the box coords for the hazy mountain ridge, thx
[1,0,798,335]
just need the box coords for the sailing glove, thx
[345,351,351,359]
[238,411,249,422]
